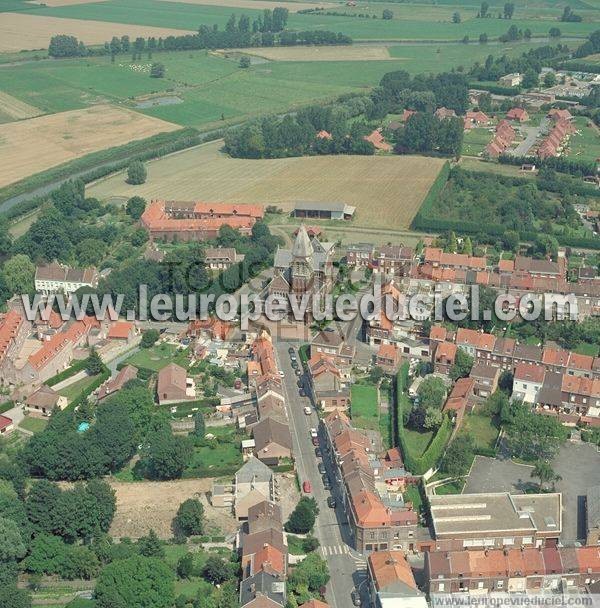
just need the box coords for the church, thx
[264,224,335,315]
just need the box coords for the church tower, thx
[291,224,314,295]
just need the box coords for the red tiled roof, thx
[429,326,447,342]
[0,310,23,364]
[369,550,418,592]
[514,362,545,383]
[364,128,392,151]
[107,321,134,340]
[0,415,12,431]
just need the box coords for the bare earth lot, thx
[109,478,238,539]
[159,0,332,11]
[0,104,179,188]
[0,13,193,52]
[88,139,444,230]
[0,91,42,121]
[233,45,394,61]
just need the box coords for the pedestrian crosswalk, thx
[320,544,350,556]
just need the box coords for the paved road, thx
[509,117,548,157]
[275,341,369,608]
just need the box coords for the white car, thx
[310,428,318,438]
[279,370,285,377]
[304,406,311,415]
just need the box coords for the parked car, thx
[302,481,312,494]
[288,347,295,354]
[312,436,319,446]
[299,388,305,397]
[351,590,361,606]
[295,369,302,376]
[315,447,322,458]
[291,360,298,369]
[278,370,285,377]
[290,354,297,361]
[297,379,303,388]
[318,462,326,474]
[304,406,311,415]
[327,496,336,508]
[323,478,331,491]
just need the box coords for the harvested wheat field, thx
[0,13,193,52]
[159,0,331,11]
[108,479,239,539]
[0,91,42,120]
[241,45,394,61]
[0,104,179,188]
[88,139,444,230]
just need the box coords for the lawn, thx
[351,383,379,431]
[567,117,600,164]
[19,416,48,434]
[463,413,499,451]
[57,373,99,403]
[574,342,600,357]
[124,343,189,371]
[403,483,423,513]
[462,127,491,157]
[188,424,244,475]
[402,427,433,458]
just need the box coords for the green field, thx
[350,383,379,431]
[57,373,99,403]
[0,40,556,129]
[402,427,434,457]
[13,0,599,40]
[462,127,492,156]
[567,116,600,164]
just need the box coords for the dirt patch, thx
[109,479,239,540]
[0,91,42,120]
[158,0,333,12]
[0,13,193,52]
[276,472,300,521]
[0,104,179,188]
[240,45,393,61]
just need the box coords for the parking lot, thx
[464,441,600,543]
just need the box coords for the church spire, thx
[292,224,313,259]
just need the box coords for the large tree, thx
[172,499,204,537]
[285,497,318,534]
[95,555,175,608]
[4,254,35,295]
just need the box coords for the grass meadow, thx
[11,0,600,40]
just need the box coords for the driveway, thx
[465,441,600,543]
[509,117,549,157]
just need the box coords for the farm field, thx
[87,139,445,230]
[159,0,333,11]
[0,104,179,188]
[0,90,42,122]
[14,0,600,40]
[0,41,553,122]
[239,45,395,61]
[0,12,194,53]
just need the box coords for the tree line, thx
[48,8,351,58]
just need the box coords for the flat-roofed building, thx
[429,492,562,551]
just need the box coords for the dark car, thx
[327,496,336,508]
[351,590,361,606]
[291,360,298,369]
[288,347,295,354]
[322,474,331,490]
[318,462,326,474]
[295,369,302,376]
[299,388,305,397]
[315,447,322,458]
[312,436,319,446]
[297,379,303,388]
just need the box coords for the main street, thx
[275,341,370,608]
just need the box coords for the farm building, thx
[291,201,355,221]
[141,200,264,242]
